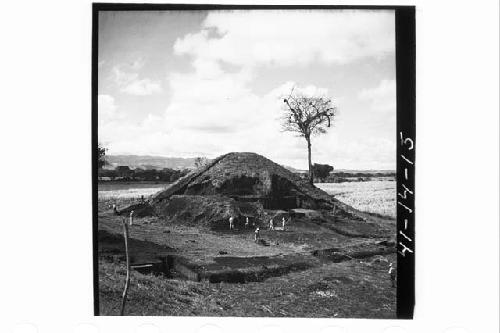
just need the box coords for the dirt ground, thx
[97,197,397,318]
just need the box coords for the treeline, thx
[314,171,396,183]
[98,167,190,182]
[307,163,395,183]
[332,171,396,178]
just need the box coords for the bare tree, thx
[194,156,209,169]
[97,142,108,169]
[281,87,336,185]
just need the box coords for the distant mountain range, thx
[104,154,394,174]
[105,155,199,170]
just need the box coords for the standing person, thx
[282,217,286,230]
[269,218,274,230]
[245,216,249,228]
[254,227,260,242]
[129,210,134,226]
[140,195,145,203]
[388,262,396,288]
[229,216,234,230]
[112,204,118,215]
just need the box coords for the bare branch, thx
[280,87,337,184]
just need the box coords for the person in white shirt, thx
[254,227,260,242]
[229,216,234,230]
[269,218,274,230]
[129,210,134,226]
[388,262,396,287]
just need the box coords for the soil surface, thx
[97,196,397,317]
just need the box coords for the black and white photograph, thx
[94,6,414,318]
[1,0,499,332]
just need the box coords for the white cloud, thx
[110,63,162,96]
[175,10,395,69]
[270,81,331,100]
[100,71,395,169]
[129,57,146,71]
[358,79,396,113]
[98,94,122,144]
[97,94,117,124]
[99,11,395,170]
[121,78,162,96]
[140,78,337,165]
[323,137,395,170]
[100,77,319,162]
[144,11,394,167]
[163,71,267,136]
[100,78,395,169]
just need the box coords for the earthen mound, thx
[151,152,335,210]
[119,152,353,227]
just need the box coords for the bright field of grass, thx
[316,179,396,218]
[98,182,171,199]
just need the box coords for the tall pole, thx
[120,218,130,316]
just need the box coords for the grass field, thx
[98,182,171,199]
[99,254,396,317]
[316,179,396,218]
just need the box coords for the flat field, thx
[316,178,396,218]
[98,182,171,199]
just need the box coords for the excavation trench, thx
[99,230,395,285]
[312,245,396,263]
[99,228,317,284]
[129,254,315,284]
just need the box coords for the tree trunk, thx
[307,137,313,185]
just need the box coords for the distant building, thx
[115,165,133,178]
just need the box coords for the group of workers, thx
[268,217,289,230]
[227,215,290,242]
[111,203,396,288]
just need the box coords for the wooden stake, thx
[120,218,130,316]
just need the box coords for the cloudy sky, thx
[98,10,396,170]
